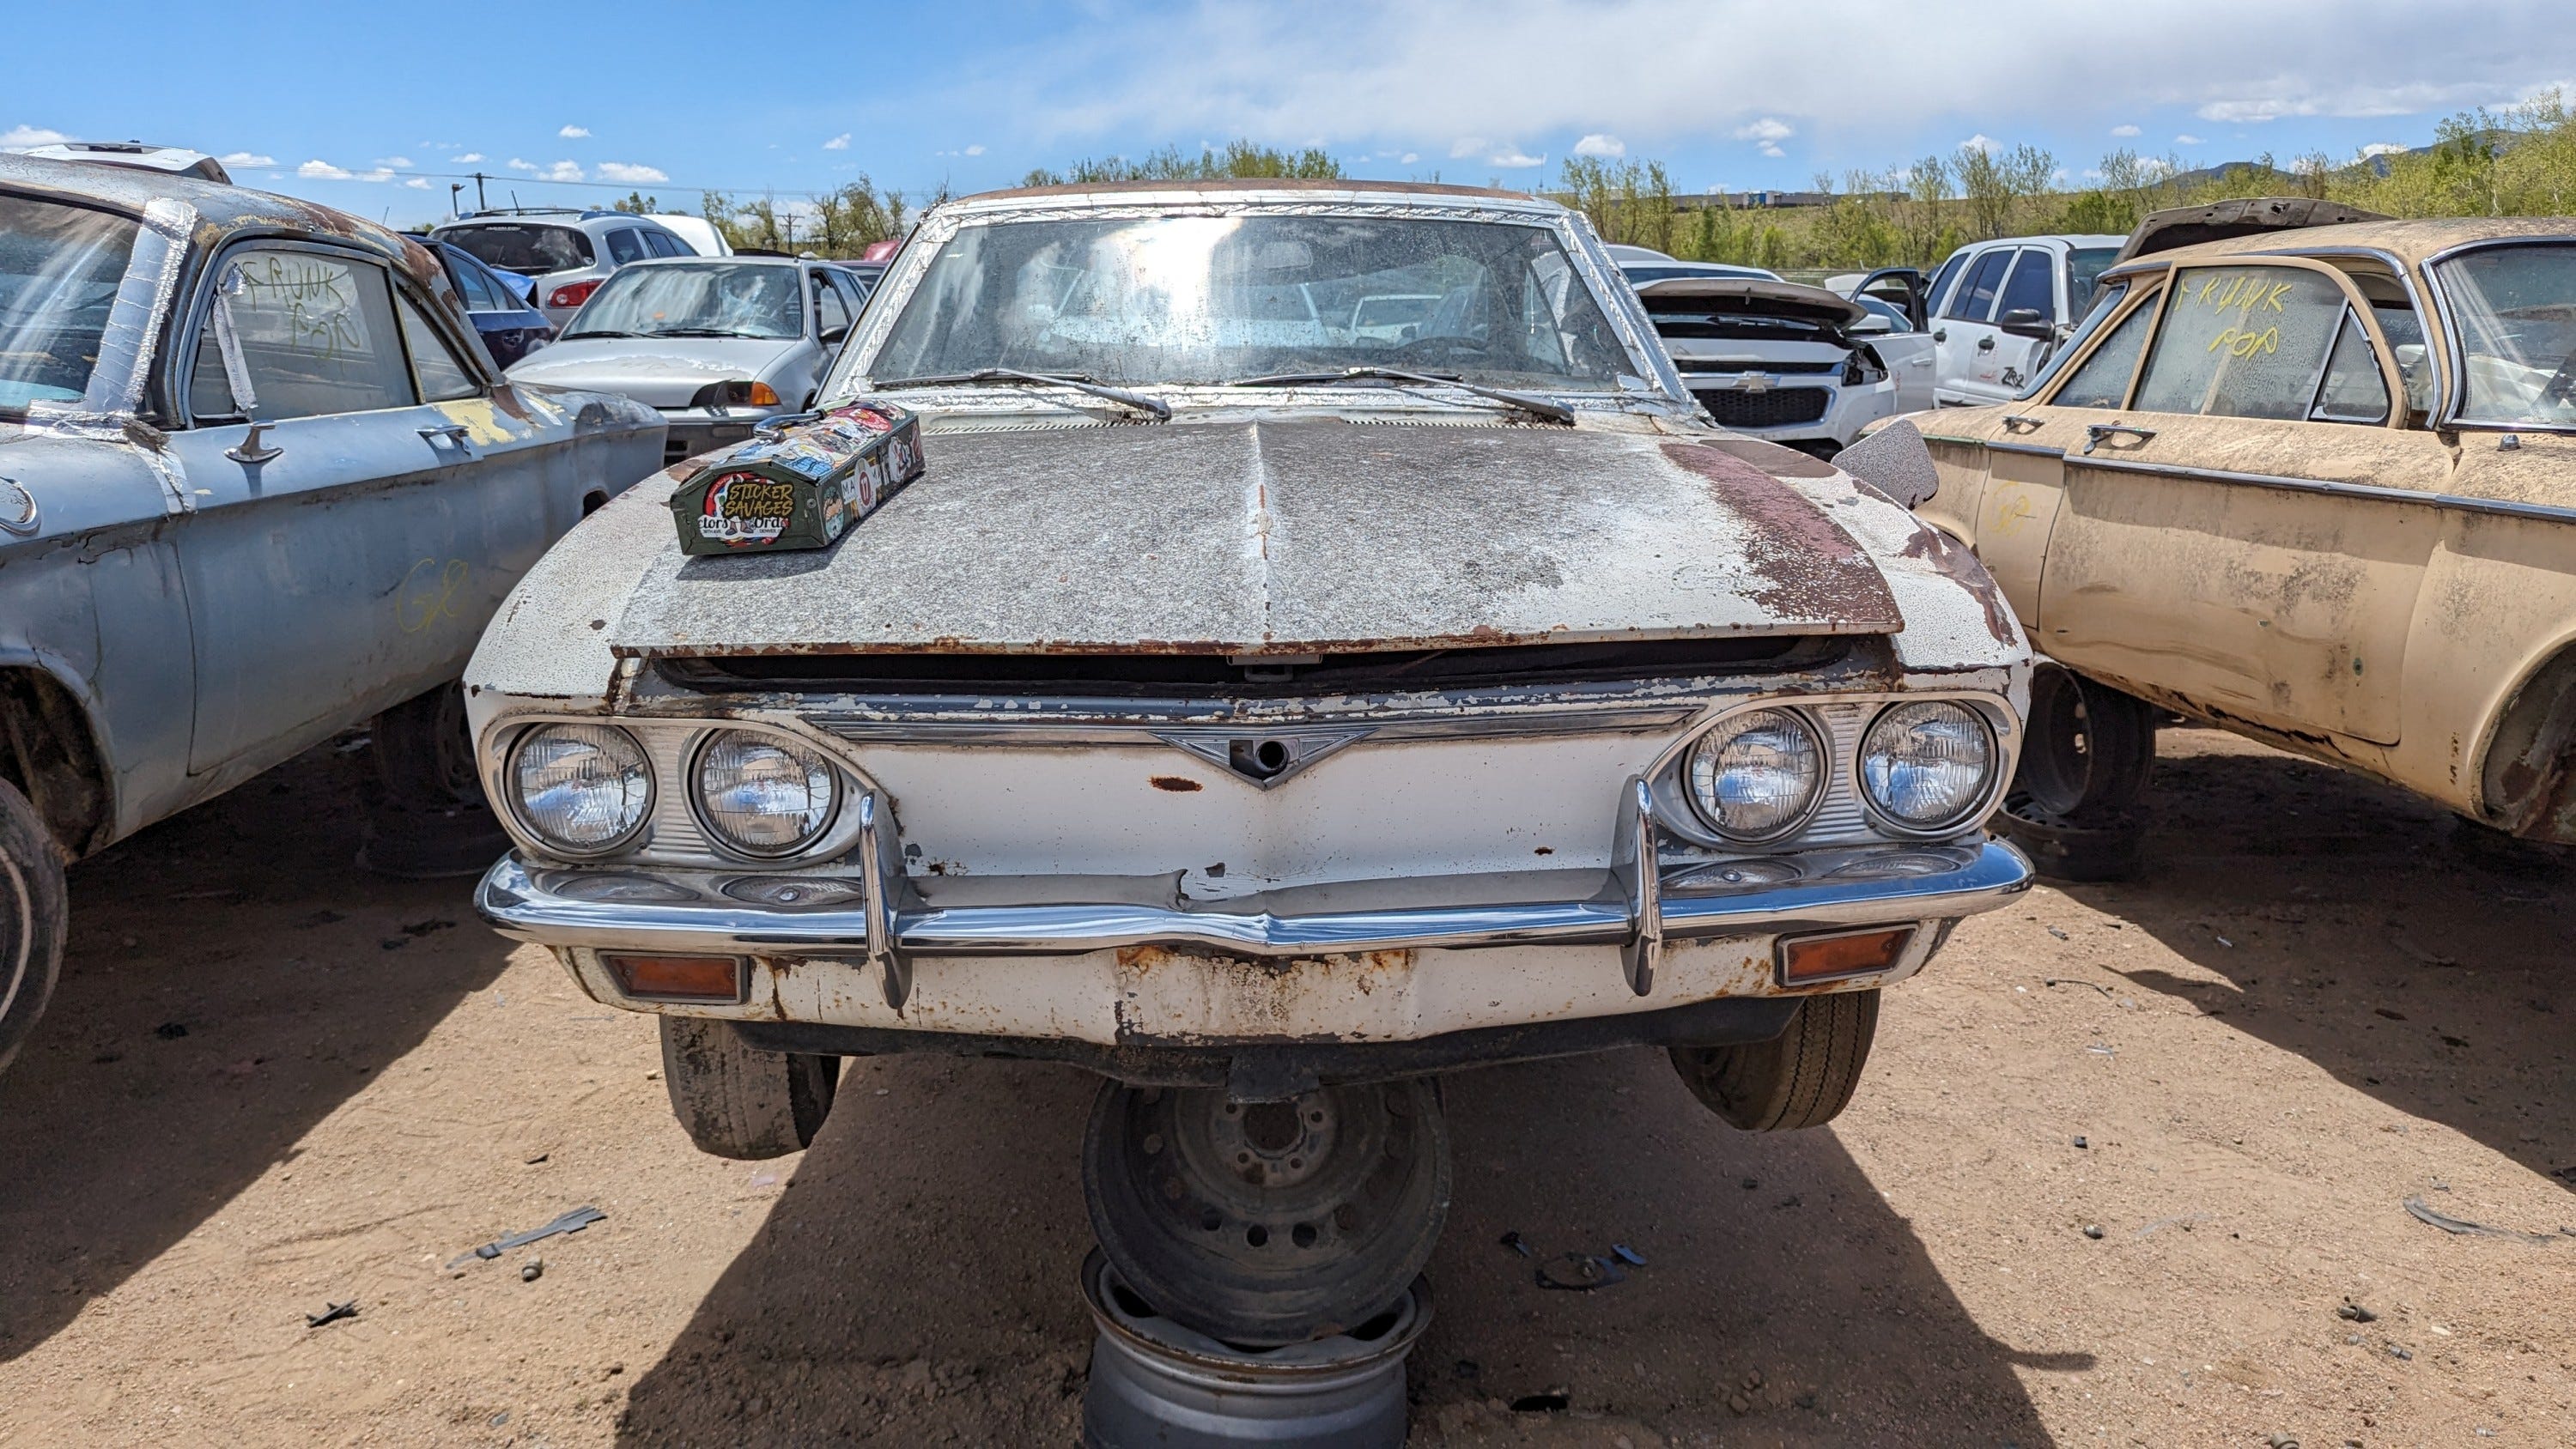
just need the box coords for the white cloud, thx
[597,161,667,183]
[2175,133,2205,145]
[1733,117,1794,144]
[219,151,276,168]
[375,155,413,169]
[1487,149,1546,167]
[2360,141,2408,157]
[506,158,538,172]
[540,160,584,182]
[297,159,351,179]
[823,133,852,150]
[1448,137,1485,159]
[2199,98,2316,123]
[965,142,986,155]
[1400,151,1419,164]
[1759,142,1784,158]
[1572,132,1625,157]
[2111,124,2142,137]
[404,178,430,190]
[453,152,485,164]
[969,3,2576,155]
[558,124,590,138]
[0,124,69,149]
[1959,133,2002,155]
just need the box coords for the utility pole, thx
[472,171,489,211]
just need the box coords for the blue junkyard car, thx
[424,237,556,368]
[0,155,665,1071]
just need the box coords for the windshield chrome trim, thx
[818,197,1693,415]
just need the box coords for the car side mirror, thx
[1998,308,2054,340]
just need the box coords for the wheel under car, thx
[1082,1077,1451,1347]
[1994,663,2159,882]
[658,1017,842,1160]
[0,779,68,1076]
[356,682,512,879]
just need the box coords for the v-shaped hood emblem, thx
[1151,724,1378,790]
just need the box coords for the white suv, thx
[433,209,696,328]
[1922,233,2123,406]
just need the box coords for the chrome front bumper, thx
[477,802,2032,1020]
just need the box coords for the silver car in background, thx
[431,209,696,328]
[0,155,665,1074]
[503,256,872,466]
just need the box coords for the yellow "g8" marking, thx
[397,557,470,634]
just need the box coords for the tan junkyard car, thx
[1904,205,2576,876]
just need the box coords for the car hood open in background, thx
[605,417,1905,658]
[1633,276,1872,330]
[506,337,802,407]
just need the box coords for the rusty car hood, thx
[605,417,1903,658]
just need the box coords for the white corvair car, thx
[466,179,2034,1346]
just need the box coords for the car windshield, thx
[563,264,805,341]
[865,212,1638,390]
[0,194,137,415]
[442,222,594,275]
[2068,246,2120,312]
[2435,243,2576,427]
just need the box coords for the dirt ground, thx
[0,726,2567,1447]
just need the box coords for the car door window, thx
[605,228,646,265]
[395,290,482,403]
[811,274,852,337]
[2310,308,2392,424]
[2132,266,2351,420]
[189,248,418,421]
[446,254,500,312]
[1923,252,1970,318]
[1996,248,2055,323]
[2050,285,2158,409]
[644,230,689,258]
[1945,249,2010,322]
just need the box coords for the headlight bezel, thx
[1856,699,2000,838]
[1680,706,1831,845]
[1654,692,2015,852]
[686,726,845,860]
[503,721,657,859]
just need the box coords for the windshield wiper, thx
[649,326,770,339]
[873,367,1170,421]
[563,329,640,339]
[1224,367,1575,425]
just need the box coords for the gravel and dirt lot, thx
[0,727,2567,1447]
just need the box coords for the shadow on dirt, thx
[617,1048,2079,1446]
[0,744,513,1361]
[2063,731,2573,1189]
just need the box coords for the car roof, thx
[2129,215,2576,268]
[960,176,1533,203]
[1955,233,2128,252]
[0,153,434,281]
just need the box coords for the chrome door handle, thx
[2001,413,2044,433]
[224,421,283,465]
[2081,422,2157,455]
[419,423,473,449]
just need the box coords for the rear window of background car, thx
[1946,249,2011,321]
[645,230,691,258]
[2133,267,2354,421]
[606,229,647,265]
[191,249,418,421]
[444,224,592,274]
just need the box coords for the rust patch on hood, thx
[1661,441,1902,629]
[1898,523,2020,648]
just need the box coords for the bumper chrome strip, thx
[475,838,2032,965]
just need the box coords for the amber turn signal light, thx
[603,952,747,1003]
[1776,926,1913,988]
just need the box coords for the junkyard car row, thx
[0,140,2567,1392]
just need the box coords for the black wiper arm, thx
[872,367,1170,421]
[564,329,639,339]
[649,326,768,338]
[1225,366,1575,425]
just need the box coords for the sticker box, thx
[671,400,925,556]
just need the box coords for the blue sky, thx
[9,0,2575,226]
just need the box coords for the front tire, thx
[1669,989,1878,1131]
[1996,664,2157,882]
[0,779,69,1076]
[659,1017,841,1160]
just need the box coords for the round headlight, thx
[509,724,653,853]
[1686,708,1825,840]
[1861,700,1996,832]
[693,730,839,857]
